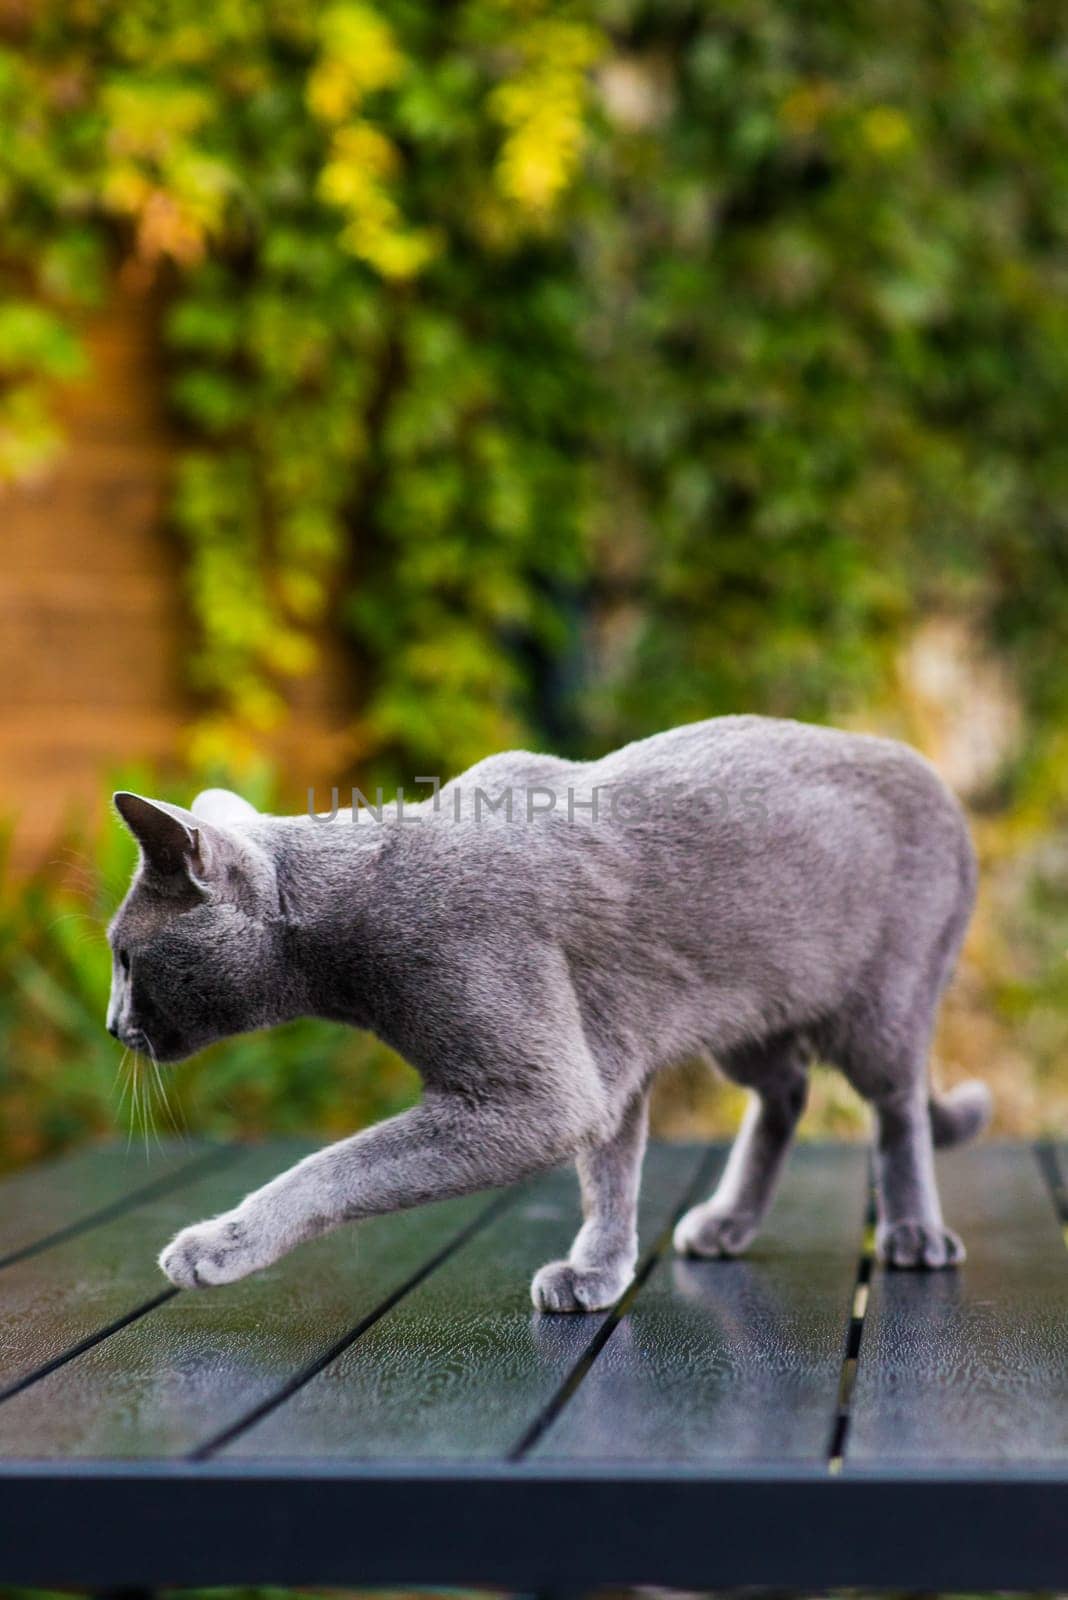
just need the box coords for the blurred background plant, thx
[1,0,1067,1170]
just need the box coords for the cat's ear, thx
[113,792,208,882]
[191,787,259,825]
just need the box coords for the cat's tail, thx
[928,1081,993,1149]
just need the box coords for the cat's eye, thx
[118,949,130,975]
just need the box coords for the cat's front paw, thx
[159,1210,270,1289]
[531,1258,631,1313]
[673,1202,758,1259]
[876,1220,965,1270]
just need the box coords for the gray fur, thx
[104,716,991,1306]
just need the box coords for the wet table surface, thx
[0,1137,1064,1591]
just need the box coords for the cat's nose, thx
[106,1019,120,1038]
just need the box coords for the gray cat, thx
[105,716,991,1309]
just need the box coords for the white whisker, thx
[145,1038,185,1140]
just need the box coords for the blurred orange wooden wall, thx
[0,288,356,874]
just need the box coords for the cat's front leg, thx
[158,1091,589,1290]
[531,1091,648,1313]
[160,1161,331,1287]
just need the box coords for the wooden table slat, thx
[0,1173,504,1459]
[219,1142,714,1461]
[845,1143,1068,1468]
[0,1144,309,1402]
[530,1142,869,1466]
[0,1141,226,1270]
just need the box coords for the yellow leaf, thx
[862,106,912,154]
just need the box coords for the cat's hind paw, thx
[530,1258,631,1313]
[159,1211,266,1289]
[673,1203,758,1259]
[876,1220,965,1270]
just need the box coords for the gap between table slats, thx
[1037,1141,1067,1235]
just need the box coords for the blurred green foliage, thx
[2,0,1068,1161]
[1,0,1065,787]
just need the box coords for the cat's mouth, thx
[135,1028,200,1065]
[122,1024,179,1064]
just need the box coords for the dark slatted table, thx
[0,1139,1065,1592]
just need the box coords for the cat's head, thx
[106,788,289,1062]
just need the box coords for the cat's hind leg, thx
[837,1010,968,1269]
[839,825,985,1268]
[531,1090,648,1313]
[673,1033,808,1259]
[870,1086,964,1267]
[835,965,970,1269]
